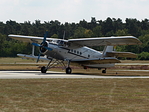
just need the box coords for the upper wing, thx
[68,36,142,46]
[9,35,142,47]
[8,34,54,43]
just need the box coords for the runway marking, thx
[0,71,149,79]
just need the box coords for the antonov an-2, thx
[8,33,142,74]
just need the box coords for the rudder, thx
[102,46,114,57]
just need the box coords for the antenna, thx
[63,31,65,40]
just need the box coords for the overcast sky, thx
[0,0,149,23]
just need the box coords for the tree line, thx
[0,17,149,59]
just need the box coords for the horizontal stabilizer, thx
[106,52,137,58]
[17,54,50,61]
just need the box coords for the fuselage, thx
[42,39,102,61]
[40,39,115,68]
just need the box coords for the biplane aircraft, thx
[8,33,142,74]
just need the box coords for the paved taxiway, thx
[0,71,149,79]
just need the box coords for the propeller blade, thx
[32,43,41,47]
[36,52,41,63]
[43,31,48,43]
[44,46,53,51]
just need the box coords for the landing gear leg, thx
[102,68,107,74]
[40,59,72,74]
[66,61,72,74]
[41,59,52,73]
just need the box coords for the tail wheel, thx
[66,67,72,74]
[102,69,106,74]
[41,66,47,73]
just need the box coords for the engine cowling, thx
[40,41,48,53]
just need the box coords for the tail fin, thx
[103,46,114,57]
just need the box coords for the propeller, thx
[32,43,52,51]
[36,52,41,63]
[32,31,53,63]
[43,31,47,43]
[32,43,41,47]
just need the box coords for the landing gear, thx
[40,59,72,74]
[102,68,107,74]
[65,61,72,74]
[41,66,47,73]
[40,59,53,73]
[66,67,72,74]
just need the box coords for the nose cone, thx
[40,42,48,53]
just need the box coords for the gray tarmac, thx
[0,71,149,79]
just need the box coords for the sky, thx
[0,0,149,23]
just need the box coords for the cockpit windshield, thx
[50,39,70,47]
[51,40,60,45]
[58,40,70,47]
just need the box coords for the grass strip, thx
[0,79,149,112]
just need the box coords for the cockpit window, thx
[57,40,61,44]
[58,40,70,47]
[59,40,64,46]
[50,40,70,47]
[50,40,60,45]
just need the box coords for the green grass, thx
[0,79,149,112]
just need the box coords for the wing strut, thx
[32,45,35,56]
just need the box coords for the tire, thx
[102,70,106,74]
[41,66,47,73]
[66,67,72,74]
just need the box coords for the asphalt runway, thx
[0,71,149,79]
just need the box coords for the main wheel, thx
[102,70,106,74]
[66,67,72,74]
[41,66,47,73]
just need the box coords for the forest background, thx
[0,17,149,60]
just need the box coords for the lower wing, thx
[71,57,121,64]
[17,54,50,61]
